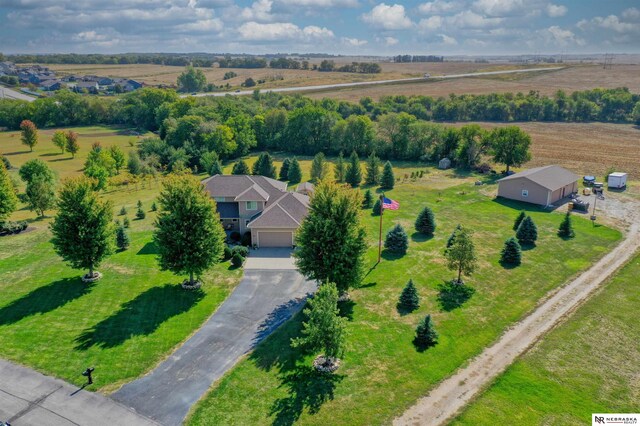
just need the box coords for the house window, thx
[246,201,257,210]
[522,189,529,197]
[214,197,225,202]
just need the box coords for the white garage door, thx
[258,231,293,247]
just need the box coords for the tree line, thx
[393,55,444,63]
[5,53,215,67]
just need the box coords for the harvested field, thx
[307,64,640,101]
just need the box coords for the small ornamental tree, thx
[365,152,381,185]
[446,224,462,248]
[20,120,38,152]
[19,159,54,184]
[231,252,244,268]
[558,212,575,239]
[362,189,373,209]
[108,146,126,174]
[413,314,438,350]
[398,279,420,312]
[445,226,477,284]
[154,174,226,287]
[385,223,409,255]
[345,151,362,187]
[52,130,67,154]
[334,152,346,183]
[415,206,436,237]
[231,159,250,175]
[116,225,130,251]
[372,198,382,216]
[291,282,347,370]
[516,215,538,245]
[500,237,522,266]
[0,162,17,221]
[310,152,329,183]
[279,158,291,181]
[380,161,395,190]
[513,210,526,231]
[25,174,56,217]
[65,131,80,158]
[50,177,115,280]
[287,157,302,184]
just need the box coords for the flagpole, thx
[378,193,384,264]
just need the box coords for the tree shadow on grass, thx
[411,232,433,243]
[269,366,345,426]
[499,260,519,270]
[436,281,475,312]
[136,241,159,255]
[338,299,355,321]
[381,249,406,261]
[396,304,417,317]
[520,242,536,251]
[0,277,94,326]
[74,284,204,350]
[249,309,306,373]
[254,296,311,347]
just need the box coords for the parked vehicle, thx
[607,172,627,189]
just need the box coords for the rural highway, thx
[0,85,37,102]
[185,66,564,98]
[394,195,640,426]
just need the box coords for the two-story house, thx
[202,174,310,248]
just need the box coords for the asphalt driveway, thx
[112,250,315,426]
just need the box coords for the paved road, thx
[184,67,564,98]
[0,359,158,426]
[394,197,640,426]
[113,249,315,426]
[0,86,36,102]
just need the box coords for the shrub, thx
[119,206,127,216]
[232,245,249,258]
[223,245,233,261]
[513,210,526,231]
[413,314,438,350]
[415,206,436,237]
[516,215,537,245]
[558,212,575,239]
[384,223,409,254]
[0,220,28,236]
[398,279,420,312]
[500,237,522,266]
[231,252,245,267]
[241,231,252,246]
[229,231,241,242]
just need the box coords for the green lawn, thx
[186,179,622,426]
[452,252,640,425]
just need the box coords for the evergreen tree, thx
[334,152,346,183]
[25,174,56,217]
[380,161,395,190]
[20,120,38,152]
[52,130,66,154]
[116,225,130,251]
[446,224,462,248]
[516,215,538,245]
[154,174,226,286]
[372,198,382,216]
[200,151,223,176]
[151,202,157,212]
[294,180,367,294]
[362,189,373,208]
[0,162,17,221]
[413,314,438,350]
[291,282,346,367]
[398,279,420,312]
[415,206,436,237]
[279,158,291,181]
[50,177,114,279]
[136,206,146,220]
[123,217,130,228]
[513,210,526,231]
[345,151,362,187]
[558,212,575,239]
[252,152,276,178]
[231,159,250,175]
[365,152,381,185]
[500,237,522,266]
[385,223,409,254]
[287,157,302,184]
[310,152,329,183]
[119,206,127,215]
[65,131,80,158]
[445,225,477,284]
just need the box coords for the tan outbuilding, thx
[497,165,579,206]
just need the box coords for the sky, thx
[0,0,639,55]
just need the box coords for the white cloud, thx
[418,15,443,31]
[418,0,462,14]
[240,0,274,22]
[176,18,224,32]
[538,25,585,47]
[277,0,359,7]
[472,0,527,17]
[448,10,503,28]
[578,13,640,35]
[384,36,399,45]
[546,3,567,17]
[622,7,640,21]
[237,21,334,41]
[439,33,458,45]
[361,3,413,30]
[342,37,368,46]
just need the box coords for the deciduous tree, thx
[310,152,329,183]
[52,130,66,154]
[0,162,17,221]
[490,126,532,173]
[177,66,207,92]
[20,120,38,152]
[445,225,476,284]
[65,131,80,158]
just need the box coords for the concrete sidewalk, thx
[0,359,158,426]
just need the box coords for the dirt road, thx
[394,194,640,426]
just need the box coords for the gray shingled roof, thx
[498,165,578,191]
[248,192,310,229]
[202,175,287,203]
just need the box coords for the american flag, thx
[382,197,399,210]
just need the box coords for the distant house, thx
[98,77,113,86]
[497,165,579,206]
[74,81,99,93]
[40,80,63,91]
[124,79,143,91]
[202,175,310,248]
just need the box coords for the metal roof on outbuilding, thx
[497,165,578,191]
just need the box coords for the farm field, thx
[186,176,621,425]
[452,252,640,426]
[307,64,640,101]
[44,62,555,91]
